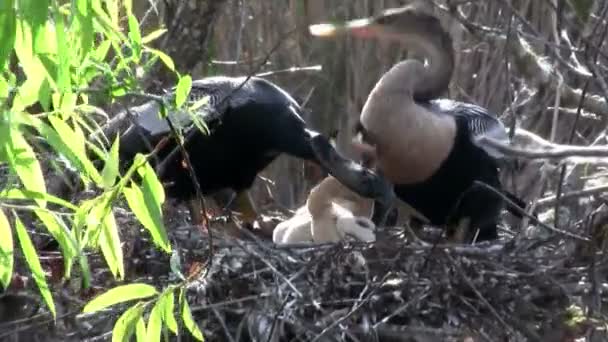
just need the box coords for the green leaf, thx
[112,303,144,342]
[14,214,56,318]
[146,47,175,72]
[0,209,13,289]
[122,184,170,252]
[175,75,192,108]
[44,114,102,185]
[98,207,124,280]
[101,135,120,189]
[181,291,204,341]
[93,39,111,62]
[74,0,94,60]
[0,187,78,211]
[135,316,147,342]
[146,299,163,341]
[138,158,165,205]
[0,0,16,70]
[142,28,167,44]
[0,75,9,101]
[4,118,47,207]
[160,291,178,334]
[52,2,70,92]
[19,0,48,53]
[34,210,77,278]
[83,283,158,313]
[127,13,141,60]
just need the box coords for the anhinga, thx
[310,6,524,242]
[93,76,394,229]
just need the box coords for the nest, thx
[173,213,606,342]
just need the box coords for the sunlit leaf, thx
[122,184,170,252]
[19,0,48,52]
[112,303,144,342]
[175,75,192,108]
[101,135,120,189]
[4,118,47,207]
[142,28,167,44]
[127,14,141,60]
[0,187,78,211]
[98,207,124,280]
[180,290,204,341]
[135,316,147,342]
[146,47,174,72]
[74,0,94,60]
[83,283,158,313]
[34,210,77,278]
[0,76,9,101]
[160,291,178,334]
[14,214,56,318]
[0,209,13,289]
[146,298,163,340]
[53,3,70,92]
[0,0,16,70]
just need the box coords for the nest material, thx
[179,215,604,342]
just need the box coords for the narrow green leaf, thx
[160,291,178,334]
[138,159,165,205]
[122,184,170,252]
[75,0,94,60]
[14,214,56,318]
[19,0,48,53]
[105,0,119,27]
[127,14,141,59]
[0,187,78,211]
[45,114,102,184]
[0,75,9,101]
[101,135,120,189]
[93,39,111,62]
[175,75,192,108]
[146,47,174,71]
[135,316,147,342]
[98,208,124,280]
[181,292,204,341]
[0,0,16,70]
[4,119,47,207]
[112,303,144,342]
[142,28,167,44]
[146,299,163,341]
[0,209,14,289]
[83,283,158,313]
[34,210,77,278]
[53,2,70,91]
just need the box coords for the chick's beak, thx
[309,18,380,39]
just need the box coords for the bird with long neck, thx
[310,5,525,243]
[90,76,395,234]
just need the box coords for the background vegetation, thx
[2,0,608,341]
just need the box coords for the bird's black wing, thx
[428,99,510,158]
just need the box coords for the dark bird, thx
[93,76,394,229]
[309,5,525,243]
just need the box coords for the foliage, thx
[0,0,205,340]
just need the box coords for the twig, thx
[536,184,608,207]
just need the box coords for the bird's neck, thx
[373,30,455,101]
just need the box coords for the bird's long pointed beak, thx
[309,18,378,38]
